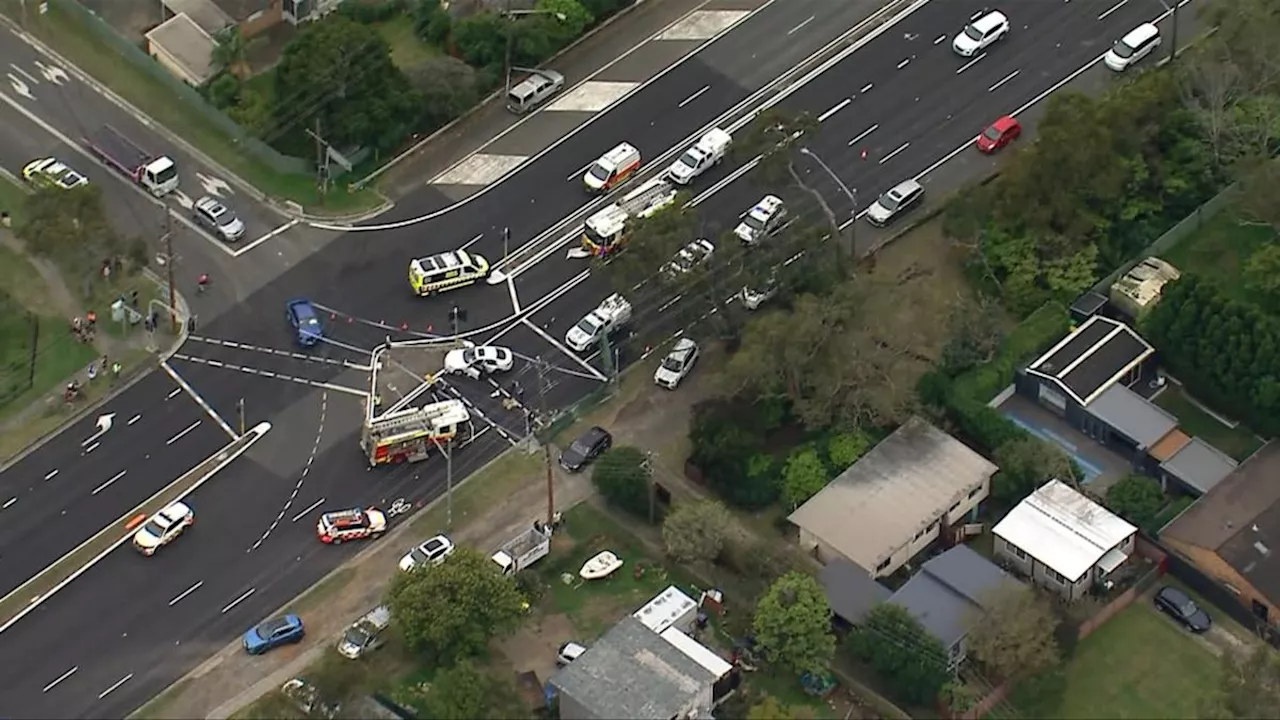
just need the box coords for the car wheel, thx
[332,537,343,545]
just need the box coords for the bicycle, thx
[386,498,412,518]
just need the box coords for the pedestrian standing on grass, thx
[111,362,122,382]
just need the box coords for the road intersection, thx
[0,0,1198,714]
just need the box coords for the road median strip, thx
[0,422,272,633]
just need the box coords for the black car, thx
[1154,586,1212,633]
[559,426,612,472]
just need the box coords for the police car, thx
[286,298,324,347]
[132,501,194,556]
[317,508,388,544]
[734,195,787,244]
[409,250,491,297]
[22,157,89,190]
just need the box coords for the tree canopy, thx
[424,660,495,719]
[591,445,652,516]
[848,603,950,706]
[752,571,836,676]
[17,186,144,290]
[991,436,1077,507]
[385,547,525,663]
[780,445,830,510]
[1104,474,1168,533]
[662,499,732,564]
[1200,642,1280,718]
[964,585,1061,683]
[270,15,421,155]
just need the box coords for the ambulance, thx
[408,249,490,296]
[584,142,641,192]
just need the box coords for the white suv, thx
[734,195,787,244]
[952,10,1009,57]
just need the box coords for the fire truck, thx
[360,399,472,467]
[572,177,678,258]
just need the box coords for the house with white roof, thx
[992,479,1137,601]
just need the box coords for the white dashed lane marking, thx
[252,392,327,551]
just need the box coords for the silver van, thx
[506,69,565,114]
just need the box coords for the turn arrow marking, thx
[81,413,116,447]
[195,172,233,197]
[171,190,194,210]
[6,74,32,100]
[34,60,68,85]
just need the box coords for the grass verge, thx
[1008,603,1219,718]
[1153,384,1263,462]
[0,0,381,214]
[0,432,253,626]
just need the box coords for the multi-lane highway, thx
[0,0,1194,714]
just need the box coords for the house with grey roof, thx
[548,615,734,720]
[820,557,891,627]
[887,545,1023,668]
[1013,315,1237,495]
[789,417,998,578]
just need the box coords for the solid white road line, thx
[818,98,851,122]
[168,581,203,606]
[520,319,608,382]
[880,142,911,164]
[678,85,711,108]
[221,588,255,614]
[231,219,300,257]
[127,414,141,426]
[788,15,815,35]
[2,497,15,509]
[460,233,484,251]
[989,70,1020,92]
[897,57,911,69]
[957,52,986,74]
[161,361,238,439]
[292,497,325,523]
[44,469,57,481]
[83,442,99,455]
[91,470,127,496]
[166,387,181,400]
[849,124,879,146]
[860,82,874,94]
[42,666,77,693]
[1099,0,1131,19]
[933,34,947,44]
[98,673,133,699]
[166,420,201,446]
[507,275,522,314]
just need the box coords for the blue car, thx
[286,298,324,347]
[242,614,305,655]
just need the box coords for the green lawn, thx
[374,15,440,70]
[1162,210,1275,305]
[0,0,380,214]
[1153,384,1264,462]
[1008,604,1219,719]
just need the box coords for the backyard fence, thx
[30,0,309,176]
[1088,183,1237,296]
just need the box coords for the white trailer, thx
[666,128,731,185]
[491,522,553,575]
[565,293,632,353]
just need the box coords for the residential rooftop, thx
[993,479,1136,582]
[1027,315,1153,406]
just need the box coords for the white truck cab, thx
[566,294,632,353]
[667,128,731,185]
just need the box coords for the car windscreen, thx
[570,439,592,455]
[573,318,597,335]
[154,165,178,184]
[216,212,238,228]
[461,349,476,364]
[963,23,984,41]
[344,626,371,646]
[983,125,1003,141]
[743,213,767,231]
[141,519,167,538]
[1112,39,1136,58]
[587,163,611,182]
[677,150,699,168]
[877,192,902,212]
[661,356,683,371]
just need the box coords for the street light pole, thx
[1168,0,1180,63]
[799,147,858,256]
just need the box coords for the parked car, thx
[243,614,305,655]
[559,426,612,472]
[336,606,393,659]
[976,115,1021,153]
[399,534,456,572]
[653,338,700,390]
[865,179,924,227]
[557,641,588,666]
[1153,586,1212,633]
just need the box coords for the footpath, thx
[0,226,186,467]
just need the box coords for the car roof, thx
[289,298,316,314]
[671,338,697,353]
[970,10,1008,30]
[583,426,610,442]
[891,179,922,195]
[1122,22,1159,43]
[991,115,1019,131]
[1159,585,1191,603]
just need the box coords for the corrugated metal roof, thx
[887,545,1021,648]
[1160,437,1239,496]
[993,479,1136,582]
[1085,384,1178,449]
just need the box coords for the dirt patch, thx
[494,612,578,682]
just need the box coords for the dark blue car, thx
[242,614,305,655]
[286,298,324,347]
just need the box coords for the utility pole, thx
[534,356,555,526]
[433,437,454,529]
[1168,1,1180,62]
[305,119,328,198]
[237,397,245,436]
[163,213,177,334]
[502,226,511,263]
[598,331,618,386]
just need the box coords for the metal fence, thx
[46,0,308,175]
[1089,184,1236,295]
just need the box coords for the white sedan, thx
[952,10,1009,57]
[654,338,700,389]
[663,238,715,278]
[132,501,194,556]
[444,345,514,379]
[399,534,456,571]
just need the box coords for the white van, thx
[1105,23,1161,72]
[584,142,641,192]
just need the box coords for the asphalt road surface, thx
[0,0,1194,713]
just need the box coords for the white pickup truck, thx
[666,128,731,185]
[566,294,632,353]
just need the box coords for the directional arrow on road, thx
[196,172,233,198]
[171,190,194,210]
[34,61,68,85]
[6,74,33,100]
[81,413,116,447]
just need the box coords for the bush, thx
[689,401,780,509]
[414,0,452,45]
[591,446,651,516]
[580,0,634,27]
